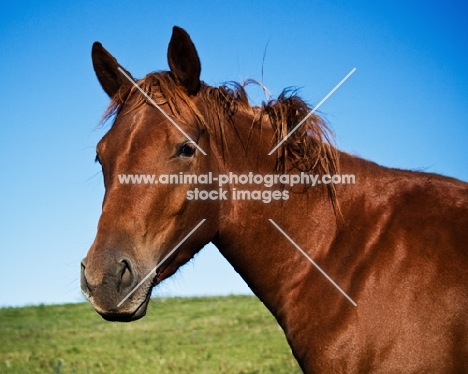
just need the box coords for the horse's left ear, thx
[167,26,201,95]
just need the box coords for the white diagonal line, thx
[269,219,357,306]
[268,68,356,156]
[117,67,207,155]
[117,219,207,307]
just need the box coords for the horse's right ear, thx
[92,42,134,98]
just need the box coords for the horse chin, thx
[98,291,151,322]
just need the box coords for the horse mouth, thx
[96,289,152,322]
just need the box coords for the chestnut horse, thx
[81,26,468,372]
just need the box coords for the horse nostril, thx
[120,260,134,291]
[80,260,90,296]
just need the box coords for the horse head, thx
[81,27,219,321]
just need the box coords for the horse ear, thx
[167,26,201,95]
[92,42,134,98]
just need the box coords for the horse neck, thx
[208,106,342,330]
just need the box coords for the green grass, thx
[0,295,301,373]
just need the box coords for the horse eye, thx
[178,142,196,158]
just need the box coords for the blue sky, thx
[1,1,467,307]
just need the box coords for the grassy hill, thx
[0,295,301,373]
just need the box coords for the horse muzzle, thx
[80,253,153,322]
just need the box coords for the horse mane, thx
[102,71,339,199]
